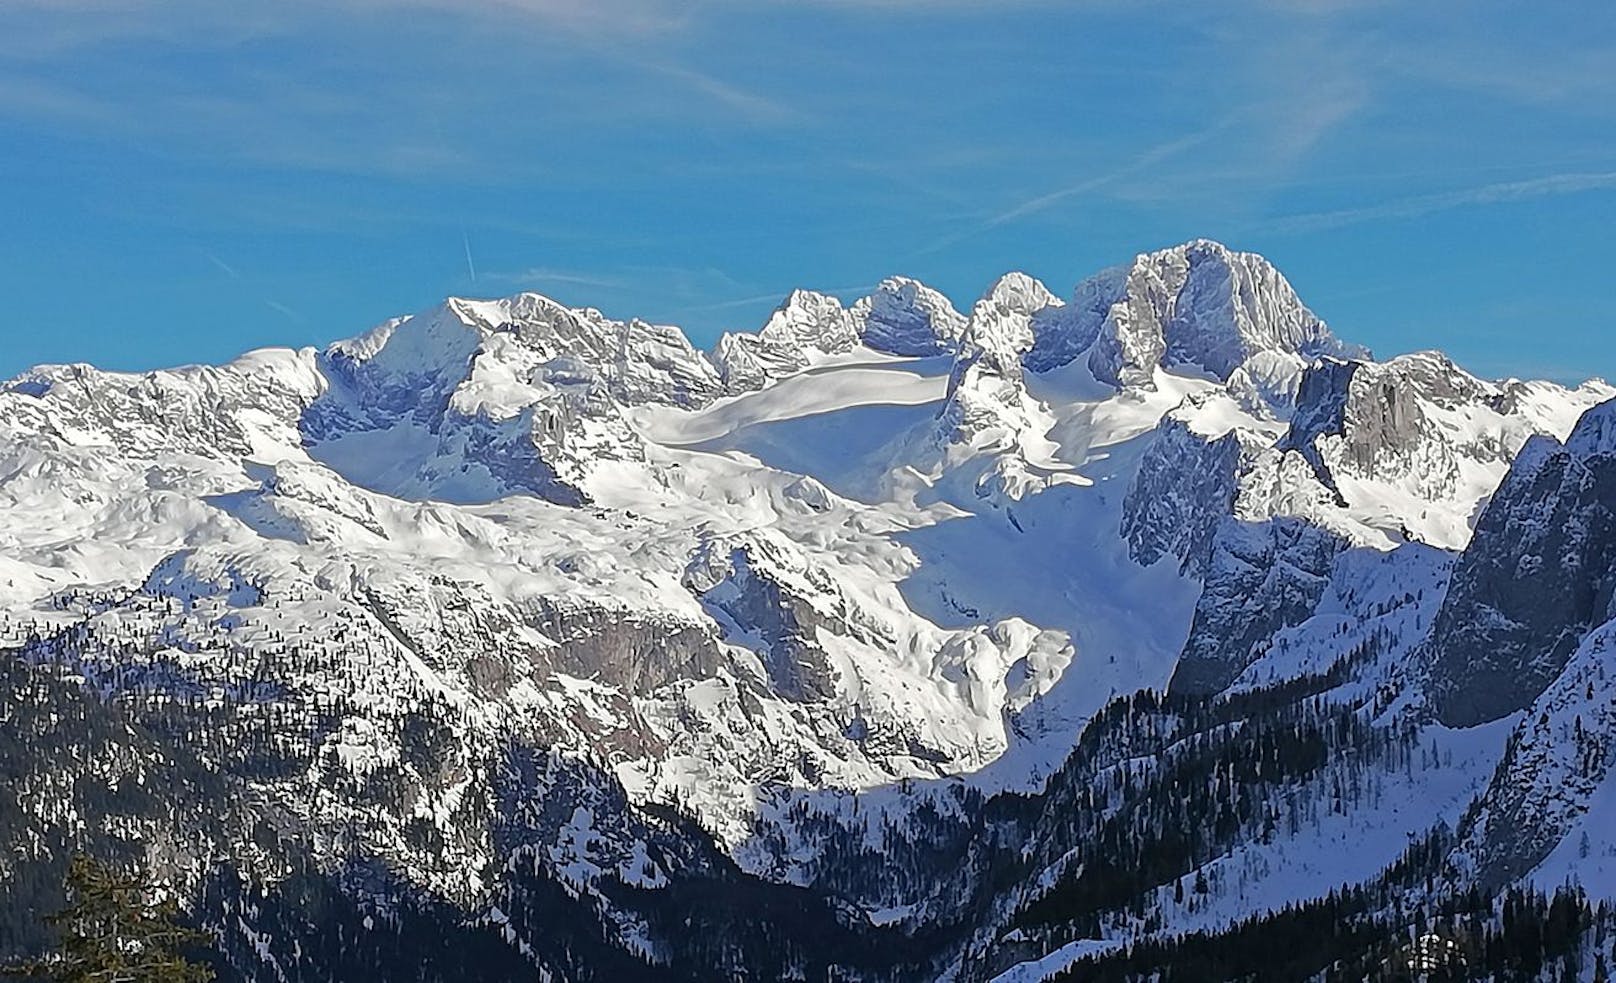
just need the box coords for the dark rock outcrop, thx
[1427,399,1616,727]
[1169,517,1348,695]
[1121,414,1245,577]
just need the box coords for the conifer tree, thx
[6,854,214,983]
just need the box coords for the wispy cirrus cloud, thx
[988,129,1221,228]
[193,246,307,325]
[480,267,633,290]
[0,0,798,176]
[914,125,1225,256]
[1378,31,1616,110]
[645,62,802,125]
[1265,171,1616,233]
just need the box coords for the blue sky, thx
[1,0,1613,383]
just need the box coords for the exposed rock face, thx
[686,545,842,702]
[1132,351,1616,578]
[712,277,966,392]
[713,289,860,393]
[1122,413,1247,576]
[1158,361,1612,702]
[1284,351,1540,509]
[312,295,718,427]
[1335,354,1483,468]
[928,272,1097,506]
[680,532,903,706]
[1027,240,1366,405]
[852,276,967,357]
[937,273,1059,444]
[1023,271,1108,374]
[1,350,323,461]
[303,295,722,504]
[524,598,725,695]
[1428,399,1616,727]
[959,273,1055,377]
[455,294,721,409]
[1276,357,1359,501]
[1449,618,1616,891]
[1169,517,1348,695]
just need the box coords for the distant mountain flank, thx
[3,239,1614,981]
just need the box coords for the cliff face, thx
[1428,400,1616,728]
[1027,239,1366,405]
[1169,517,1349,695]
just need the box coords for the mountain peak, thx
[1566,396,1616,459]
[977,271,1058,313]
[851,276,966,357]
[756,289,858,350]
[712,288,859,393]
[1025,239,1368,409]
[954,272,1064,380]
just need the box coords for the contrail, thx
[203,251,241,280]
[915,124,1224,257]
[1266,170,1616,234]
[462,230,478,283]
[264,299,304,323]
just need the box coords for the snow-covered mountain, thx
[2,238,1614,981]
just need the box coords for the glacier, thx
[3,238,1615,981]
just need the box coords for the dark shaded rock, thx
[1276,358,1359,504]
[1169,517,1348,695]
[1121,415,1245,577]
[1427,400,1616,726]
[528,599,724,695]
[689,547,842,703]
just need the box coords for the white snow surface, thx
[1,238,1610,913]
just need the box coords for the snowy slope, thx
[2,238,1613,980]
